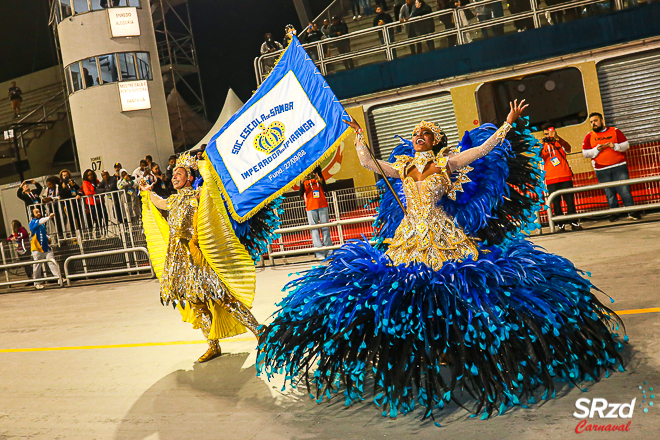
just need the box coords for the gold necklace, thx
[412,150,436,173]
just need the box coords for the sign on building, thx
[118,80,151,112]
[90,156,103,172]
[108,7,140,38]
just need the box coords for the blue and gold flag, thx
[204,36,350,221]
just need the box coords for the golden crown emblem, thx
[175,153,197,174]
[253,121,286,154]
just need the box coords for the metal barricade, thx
[63,247,154,286]
[270,185,380,260]
[26,189,135,242]
[268,217,377,263]
[0,259,63,288]
[546,175,660,232]
[254,0,630,84]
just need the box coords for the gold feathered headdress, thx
[175,154,198,175]
[412,121,445,146]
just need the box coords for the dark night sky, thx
[0,0,309,121]
[188,0,301,119]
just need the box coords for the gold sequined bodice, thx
[385,160,479,271]
[160,187,228,304]
[167,187,199,242]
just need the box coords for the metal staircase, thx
[0,86,67,160]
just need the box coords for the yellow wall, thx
[329,105,376,188]
[451,84,481,134]
[452,61,604,177]
[562,61,601,177]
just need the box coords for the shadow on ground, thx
[112,343,642,440]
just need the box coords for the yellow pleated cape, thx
[141,160,257,340]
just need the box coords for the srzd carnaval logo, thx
[573,398,635,433]
[572,382,655,434]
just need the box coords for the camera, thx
[542,137,554,144]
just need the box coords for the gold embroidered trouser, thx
[225,298,261,337]
[189,299,215,340]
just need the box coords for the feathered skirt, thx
[256,239,624,420]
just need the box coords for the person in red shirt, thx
[582,112,640,221]
[540,124,581,231]
[82,169,108,234]
[299,166,333,259]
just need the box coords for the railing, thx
[255,0,635,84]
[268,216,377,263]
[63,247,153,285]
[0,259,63,288]
[1,89,67,150]
[312,0,350,25]
[268,184,380,262]
[546,175,660,232]
[26,188,140,243]
[15,89,66,125]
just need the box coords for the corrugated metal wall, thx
[597,50,660,145]
[367,93,459,160]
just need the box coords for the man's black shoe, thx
[628,212,641,220]
[609,214,620,222]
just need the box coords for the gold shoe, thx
[198,340,222,363]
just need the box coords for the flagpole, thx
[358,133,407,216]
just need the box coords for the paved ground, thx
[1,218,659,440]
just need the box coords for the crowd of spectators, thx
[258,0,651,71]
[13,146,208,240]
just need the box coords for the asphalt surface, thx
[1,217,659,439]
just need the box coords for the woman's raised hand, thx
[139,179,154,192]
[506,99,529,124]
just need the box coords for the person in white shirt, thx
[132,159,149,181]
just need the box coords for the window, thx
[66,51,152,95]
[65,66,74,95]
[60,0,73,19]
[54,0,141,23]
[81,57,100,88]
[72,0,89,14]
[69,62,84,92]
[476,67,588,129]
[89,0,104,11]
[117,53,137,81]
[98,54,119,84]
[136,52,152,80]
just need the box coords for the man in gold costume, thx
[140,154,260,363]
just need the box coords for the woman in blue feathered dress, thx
[257,100,625,422]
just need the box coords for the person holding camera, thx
[541,123,581,231]
[16,179,42,208]
[299,165,333,260]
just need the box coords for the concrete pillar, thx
[54,1,173,174]
[292,0,313,27]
